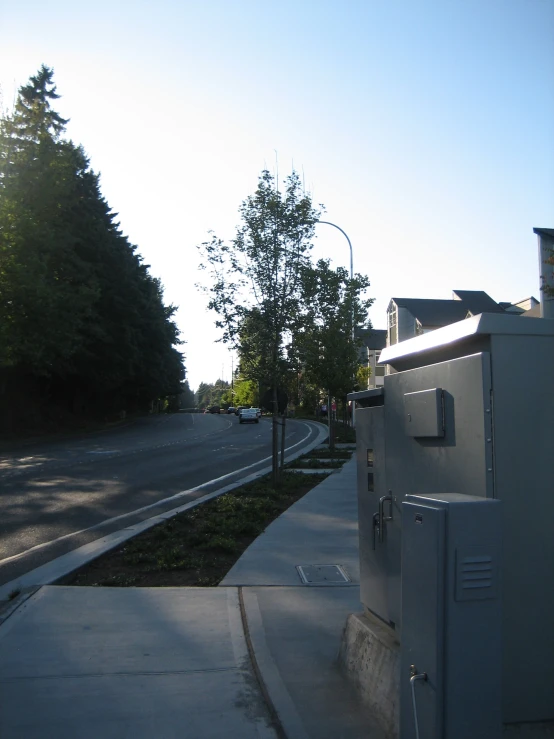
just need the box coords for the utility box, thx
[349,313,554,725]
[400,493,502,739]
[354,389,397,624]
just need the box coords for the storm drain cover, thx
[296,564,350,585]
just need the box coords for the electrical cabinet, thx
[350,313,554,724]
[355,393,396,625]
[400,493,502,739]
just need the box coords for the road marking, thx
[0,421,317,567]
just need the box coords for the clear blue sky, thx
[2,0,553,390]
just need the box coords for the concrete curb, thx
[242,588,310,739]
[0,421,328,604]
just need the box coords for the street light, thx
[316,219,356,426]
[318,220,353,289]
[317,220,354,341]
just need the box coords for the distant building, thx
[356,328,387,388]
[386,290,539,348]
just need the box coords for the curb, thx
[0,421,329,605]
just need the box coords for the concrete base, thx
[337,610,400,739]
[338,611,554,739]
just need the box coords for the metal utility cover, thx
[404,387,444,437]
[296,564,350,585]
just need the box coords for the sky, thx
[1,0,553,391]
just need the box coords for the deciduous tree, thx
[199,169,321,483]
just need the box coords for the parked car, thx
[227,407,237,414]
[239,407,259,424]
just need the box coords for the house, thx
[356,328,387,388]
[386,290,539,347]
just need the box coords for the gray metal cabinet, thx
[356,404,395,625]
[384,351,494,631]
[379,314,554,725]
[400,493,502,739]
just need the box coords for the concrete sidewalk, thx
[0,459,384,739]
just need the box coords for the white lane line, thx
[0,421,317,567]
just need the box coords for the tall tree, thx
[0,66,185,430]
[297,259,373,449]
[199,169,321,483]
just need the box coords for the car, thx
[227,407,237,414]
[239,407,259,424]
[235,406,247,416]
[250,407,262,418]
[208,406,220,414]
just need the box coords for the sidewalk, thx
[0,458,385,739]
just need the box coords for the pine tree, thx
[0,66,185,430]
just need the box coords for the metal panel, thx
[404,388,444,438]
[355,406,393,624]
[384,352,493,631]
[454,547,498,602]
[380,312,553,371]
[489,334,554,723]
[400,502,445,739]
[401,494,502,739]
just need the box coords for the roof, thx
[356,328,387,349]
[390,291,506,327]
[451,290,506,315]
[533,227,554,239]
[390,298,470,327]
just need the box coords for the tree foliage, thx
[199,169,375,466]
[0,66,184,431]
[196,379,230,409]
[199,169,322,481]
[199,170,321,386]
[297,259,373,399]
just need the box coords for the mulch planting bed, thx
[65,471,328,588]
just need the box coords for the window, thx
[375,352,385,376]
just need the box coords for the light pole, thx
[316,220,356,427]
[318,221,353,299]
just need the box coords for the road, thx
[0,412,322,587]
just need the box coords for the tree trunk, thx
[280,411,286,472]
[272,385,280,486]
[328,390,334,452]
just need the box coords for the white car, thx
[250,407,262,418]
[239,408,259,424]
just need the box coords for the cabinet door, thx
[356,406,393,624]
[384,351,493,630]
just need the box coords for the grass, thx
[287,457,346,469]
[305,448,353,459]
[65,471,329,588]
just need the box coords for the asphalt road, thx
[0,412,322,587]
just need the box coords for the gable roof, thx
[391,298,470,327]
[533,227,554,239]
[390,290,508,327]
[451,290,506,315]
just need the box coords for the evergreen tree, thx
[0,66,185,430]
